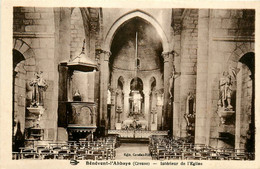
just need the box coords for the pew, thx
[148,135,254,161]
[13,136,118,160]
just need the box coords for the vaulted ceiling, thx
[110,17,163,72]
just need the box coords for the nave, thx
[11,7,255,162]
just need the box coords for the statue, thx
[29,71,48,107]
[73,89,82,101]
[184,92,196,126]
[218,67,240,111]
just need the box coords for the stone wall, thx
[13,7,57,140]
[172,9,198,137]
[195,9,254,147]
[179,9,198,137]
[209,9,254,148]
[70,7,85,59]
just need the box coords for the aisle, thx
[115,143,152,160]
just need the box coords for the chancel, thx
[12,7,255,160]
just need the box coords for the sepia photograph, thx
[1,1,259,169]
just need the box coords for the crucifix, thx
[169,65,181,99]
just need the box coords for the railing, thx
[108,130,168,138]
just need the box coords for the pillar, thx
[144,89,150,122]
[99,50,111,132]
[235,63,242,149]
[155,89,163,130]
[162,51,174,130]
[110,89,116,129]
[55,7,71,141]
[195,9,210,145]
[157,105,163,130]
[123,88,130,122]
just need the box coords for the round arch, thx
[13,39,35,60]
[117,76,124,90]
[130,77,144,91]
[104,10,169,52]
[226,42,254,69]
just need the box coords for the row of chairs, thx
[13,137,118,160]
[149,135,254,160]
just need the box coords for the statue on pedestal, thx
[217,67,240,124]
[184,92,196,127]
[218,67,240,111]
[29,71,48,107]
[218,71,233,110]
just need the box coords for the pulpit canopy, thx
[60,39,98,72]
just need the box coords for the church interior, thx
[12,7,255,160]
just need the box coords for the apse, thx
[109,17,163,72]
[108,17,164,131]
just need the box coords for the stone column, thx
[151,92,157,125]
[55,8,71,141]
[195,9,210,145]
[235,63,242,149]
[123,89,130,121]
[99,50,111,132]
[110,89,116,129]
[155,89,163,130]
[162,51,174,130]
[157,105,163,130]
[144,90,150,122]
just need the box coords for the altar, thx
[122,119,148,130]
[108,130,168,139]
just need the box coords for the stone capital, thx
[124,95,130,98]
[110,88,117,96]
[123,88,131,96]
[155,88,164,95]
[96,49,111,61]
[161,50,175,63]
[143,90,151,96]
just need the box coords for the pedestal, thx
[26,106,45,128]
[217,109,235,124]
[151,123,157,131]
[25,106,45,141]
[116,123,122,130]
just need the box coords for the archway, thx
[108,15,166,130]
[235,52,255,155]
[104,10,169,52]
[13,38,36,151]
[13,49,26,152]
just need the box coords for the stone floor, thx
[115,143,152,160]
